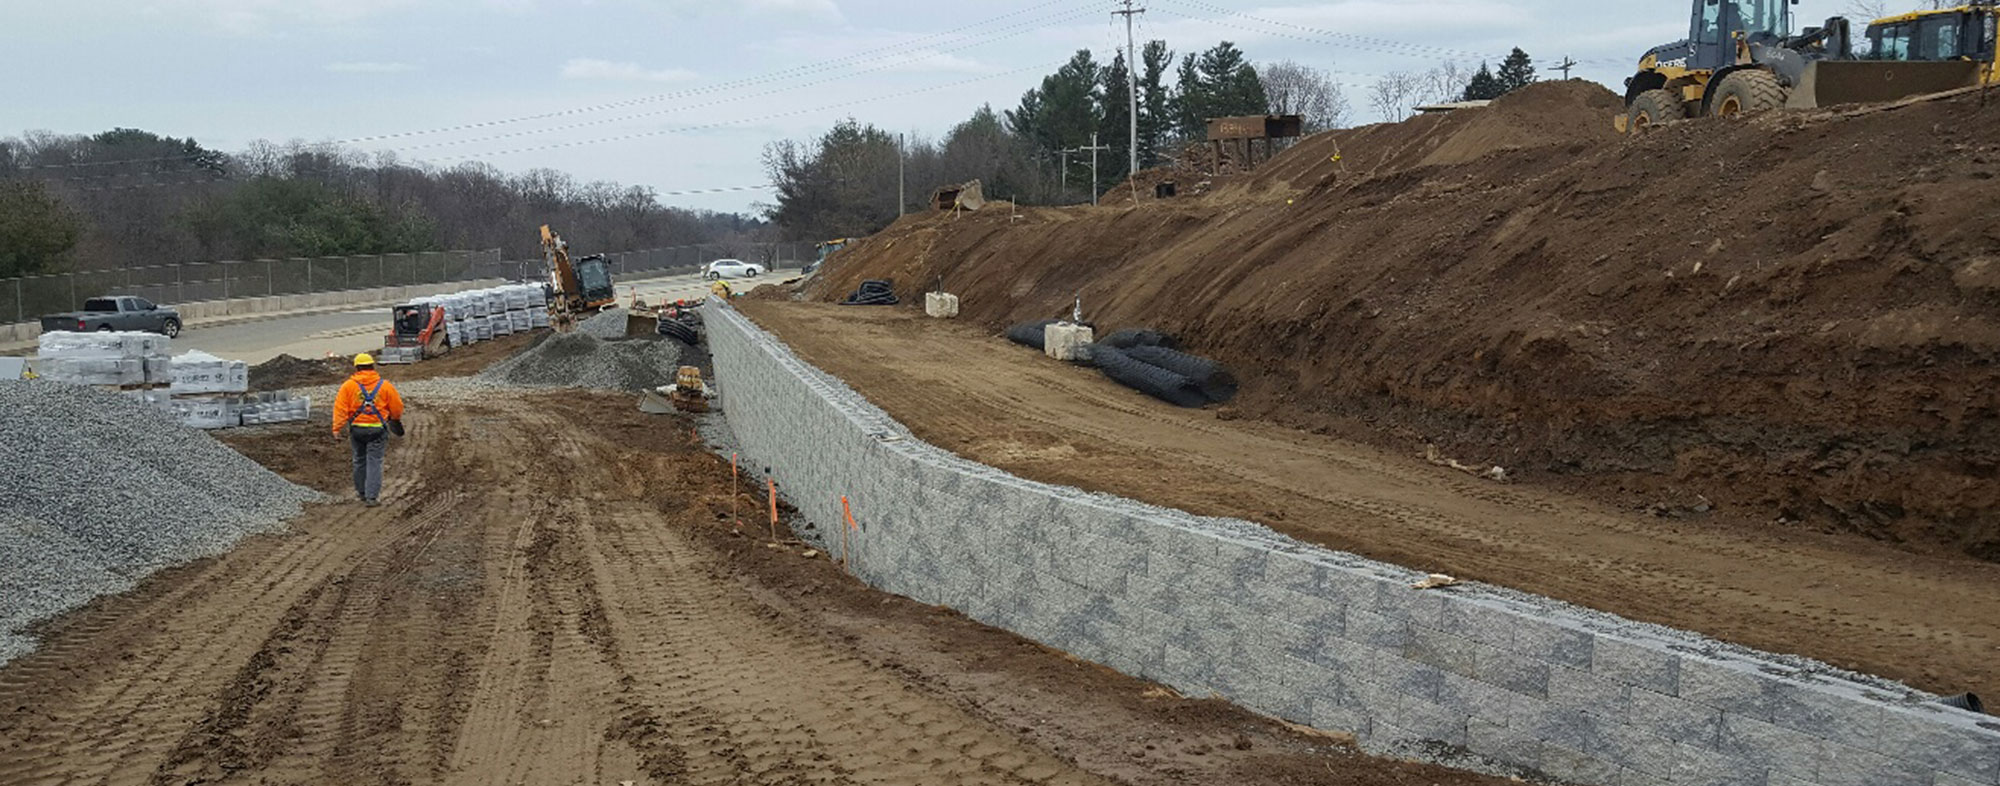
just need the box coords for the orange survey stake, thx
[766,478,779,539]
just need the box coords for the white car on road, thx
[703,259,765,280]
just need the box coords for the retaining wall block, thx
[1874,704,2000,784]
[1667,741,1768,786]
[1716,713,1826,780]
[1590,635,1682,696]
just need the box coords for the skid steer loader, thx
[1618,0,1999,132]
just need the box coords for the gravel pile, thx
[0,380,319,665]
[476,310,684,391]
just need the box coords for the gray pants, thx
[350,427,387,501]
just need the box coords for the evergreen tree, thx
[1008,50,1102,155]
[1197,41,1267,118]
[1170,53,1204,141]
[1098,51,1133,187]
[1462,63,1505,100]
[1496,48,1537,93]
[1138,40,1173,166]
[0,180,81,277]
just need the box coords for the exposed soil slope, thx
[807,81,2000,560]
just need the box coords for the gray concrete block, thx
[1405,625,1482,679]
[1264,552,1327,594]
[1538,742,1626,786]
[1935,773,1993,786]
[1439,594,1519,650]
[1436,672,1525,726]
[1676,655,1778,719]
[1377,694,1469,747]
[1372,582,1448,629]
[1547,665,1633,712]
[1467,717,1542,766]
[1669,741,1769,786]
[1625,688,1723,749]
[1308,695,1371,738]
[1817,742,1932,786]
[1345,607,1412,650]
[1591,635,1681,696]
[1717,713,1826,780]
[1510,614,1595,670]
[1599,720,1678,777]
[1473,644,1551,698]
[1872,704,2000,785]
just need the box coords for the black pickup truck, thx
[40,296,183,337]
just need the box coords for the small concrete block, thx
[1381,695,1469,747]
[1467,717,1542,764]
[1547,665,1633,711]
[1600,721,1678,776]
[1345,607,1412,650]
[1436,672,1523,725]
[1934,773,1992,786]
[1762,680,1886,752]
[1591,636,1681,696]
[1404,625,1481,679]
[1625,687,1723,749]
[1872,703,2000,784]
[924,291,959,318]
[1308,696,1371,738]
[1510,615,1595,669]
[1043,322,1094,361]
[1439,594,1519,649]
[1818,742,1933,786]
[1264,553,1326,594]
[1473,645,1551,698]
[1523,705,1611,753]
[1372,582,1447,628]
[1675,656,1776,719]
[1717,713,1826,780]
[1670,742,1769,786]
[1539,743,1625,786]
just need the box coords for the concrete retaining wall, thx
[706,302,2000,786]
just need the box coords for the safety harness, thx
[346,379,387,430]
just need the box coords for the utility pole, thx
[897,133,906,217]
[1059,148,1072,197]
[1114,0,1146,175]
[1557,56,1579,80]
[1081,132,1111,206]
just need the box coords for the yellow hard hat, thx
[354,352,375,366]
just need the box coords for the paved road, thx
[171,268,795,364]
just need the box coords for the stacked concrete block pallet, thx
[705,301,2000,786]
[36,331,175,411]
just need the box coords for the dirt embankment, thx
[808,81,2000,561]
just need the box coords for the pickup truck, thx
[40,296,183,337]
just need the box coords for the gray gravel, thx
[476,312,684,391]
[0,380,318,666]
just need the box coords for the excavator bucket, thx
[637,387,676,414]
[1786,60,1983,109]
[625,311,658,337]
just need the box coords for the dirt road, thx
[738,301,2000,698]
[0,388,1510,786]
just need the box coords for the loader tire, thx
[1628,89,1686,131]
[1710,70,1785,118]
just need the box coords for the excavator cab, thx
[573,254,617,308]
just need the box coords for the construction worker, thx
[332,352,405,507]
[709,279,732,299]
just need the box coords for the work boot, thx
[364,499,380,508]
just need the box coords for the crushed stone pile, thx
[0,380,319,664]
[477,310,684,391]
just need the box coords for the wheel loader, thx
[1618,0,1999,132]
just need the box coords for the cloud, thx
[560,58,700,83]
[878,50,997,75]
[325,61,417,73]
[742,0,841,21]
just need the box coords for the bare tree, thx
[1418,61,1473,106]
[1259,60,1351,132]
[1368,72,1423,123]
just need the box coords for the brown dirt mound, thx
[248,354,349,392]
[807,86,2000,561]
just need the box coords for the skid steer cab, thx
[382,302,449,363]
[1618,0,1999,133]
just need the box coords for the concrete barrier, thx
[706,301,2000,786]
[0,279,509,347]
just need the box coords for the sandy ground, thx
[738,300,2000,699]
[0,386,1515,786]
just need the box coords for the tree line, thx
[0,129,766,279]
[764,42,1547,241]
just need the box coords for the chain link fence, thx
[2,242,817,325]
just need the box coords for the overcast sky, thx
[3,0,1855,214]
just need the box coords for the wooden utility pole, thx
[1114,0,1146,175]
[1081,132,1111,206]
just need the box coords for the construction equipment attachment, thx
[638,365,710,414]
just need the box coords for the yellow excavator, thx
[1619,1,1999,131]
[540,225,617,331]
